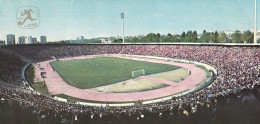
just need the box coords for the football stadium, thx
[0,0,260,124]
[0,44,259,124]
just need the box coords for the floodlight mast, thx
[121,12,125,43]
[254,0,257,44]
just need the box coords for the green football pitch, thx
[50,57,180,89]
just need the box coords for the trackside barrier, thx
[77,102,134,107]
[23,54,217,107]
[54,96,68,102]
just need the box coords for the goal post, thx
[132,69,145,78]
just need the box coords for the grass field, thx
[50,57,180,89]
[25,65,49,94]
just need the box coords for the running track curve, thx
[39,55,205,102]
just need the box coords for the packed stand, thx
[0,50,27,85]
[1,83,260,124]
[1,44,260,124]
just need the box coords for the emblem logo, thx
[17,6,40,29]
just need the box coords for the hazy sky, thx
[0,0,259,41]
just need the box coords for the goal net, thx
[132,69,145,78]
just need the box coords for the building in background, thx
[32,37,37,44]
[6,34,15,45]
[0,40,5,45]
[18,36,26,44]
[40,36,47,43]
[27,36,32,44]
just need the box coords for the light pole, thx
[121,12,125,43]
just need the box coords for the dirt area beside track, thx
[149,68,188,83]
[87,68,188,93]
[87,77,167,93]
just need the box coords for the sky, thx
[0,0,259,41]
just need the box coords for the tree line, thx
[114,30,258,43]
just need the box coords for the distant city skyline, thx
[0,0,259,41]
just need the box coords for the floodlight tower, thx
[254,0,257,44]
[121,12,125,43]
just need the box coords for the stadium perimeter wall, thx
[3,42,260,47]
[93,42,260,46]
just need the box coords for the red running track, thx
[38,55,205,102]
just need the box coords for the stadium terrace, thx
[0,43,259,124]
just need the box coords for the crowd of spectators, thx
[0,44,260,124]
[0,83,259,124]
[0,50,27,85]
